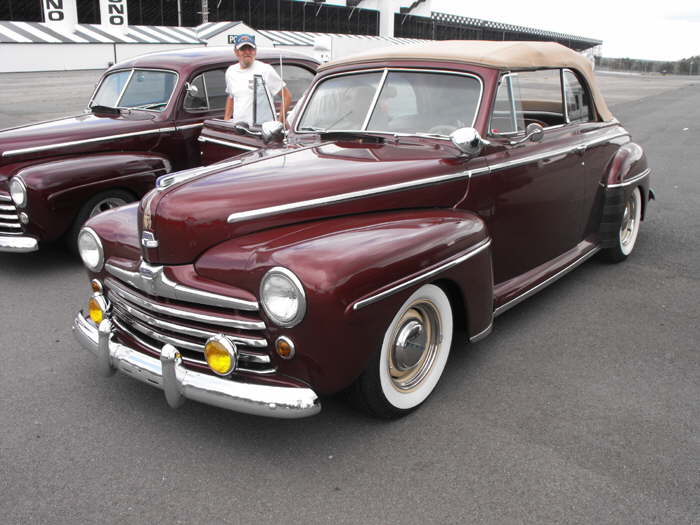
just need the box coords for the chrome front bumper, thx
[0,234,38,252]
[72,312,321,418]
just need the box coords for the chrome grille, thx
[0,193,22,235]
[104,268,274,375]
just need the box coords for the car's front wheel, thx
[601,187,642,262]
[67,189,134,255]
[351,284,453,418]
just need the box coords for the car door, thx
[485,69,588,285]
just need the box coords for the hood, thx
[143,138,473,265]
[0,112,158,165]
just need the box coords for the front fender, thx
[15,152,170,241]
[194,209,493,394]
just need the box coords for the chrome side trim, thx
[227,168,485,223]
[0,235,38,253]
[352,238,492,311]
[176,123,205,131]
[468,322,493,343]
[2,127,178,158]
[494,246,601,317]
[73,313,320,418]
[110,297,269,351]
[198,136,259,151]
[105,261,259,311]
[607,168,650,188]
[105,277,265,334]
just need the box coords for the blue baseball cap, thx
[234,34,256,50]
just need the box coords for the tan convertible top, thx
[320,41,613,121]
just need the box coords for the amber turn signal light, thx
[275,336,296,360]
[88,296,104,324]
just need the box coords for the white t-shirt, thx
[225,60,285,125]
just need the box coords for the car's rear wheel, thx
[67,189,134,255]
[601,187,642,262]
[351,284,453,418]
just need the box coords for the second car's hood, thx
[145,139,472,265]
[0,113,158,164]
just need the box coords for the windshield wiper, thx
[90,105,120,115]
[316,130,386,143]
[132,102,167,111]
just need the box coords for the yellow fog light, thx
[275,336,296,360]
[88,294,108,324]
[204,335,238,376]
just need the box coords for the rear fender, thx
[16,152,170,240]
[600,142,650,246]
[195,209,494,394]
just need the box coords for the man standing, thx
[223,34,291,126]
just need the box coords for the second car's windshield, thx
[91,69,177,111]
[298,69,482,136]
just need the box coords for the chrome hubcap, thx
[388,301,441,392]
[89,197,128,219]
[620,194,638,247]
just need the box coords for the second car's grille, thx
[104,272,274,375]
[0,193,22,235]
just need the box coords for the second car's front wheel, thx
[351,284,453,418]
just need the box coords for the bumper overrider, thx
[72,311,321,418]
[0,235,38,252]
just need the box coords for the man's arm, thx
[224,96,233,120]
[279,87,292,127]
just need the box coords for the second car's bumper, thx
[72,311,321,418]
[0,234,38,252]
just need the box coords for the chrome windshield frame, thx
[294,67,484,138]
[88,67,181,114]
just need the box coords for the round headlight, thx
[260,267,306,327]
[77,227,104,272]
[9,177,27,208]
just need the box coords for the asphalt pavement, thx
[0,70,698,524]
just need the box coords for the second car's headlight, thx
[77,227,104,272]
[9,177,27,208]
[260,267,306,327]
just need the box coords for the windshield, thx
[91,69,178,112]
[298,70,482,136]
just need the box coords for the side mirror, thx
[185,82,198,97]
[261,121,284,144]
[449,127,490,158]
[509,123,544,145]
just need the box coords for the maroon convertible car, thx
[0,47,317,253]
[73,41,653,419]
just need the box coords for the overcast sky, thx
[431,0,700,61]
